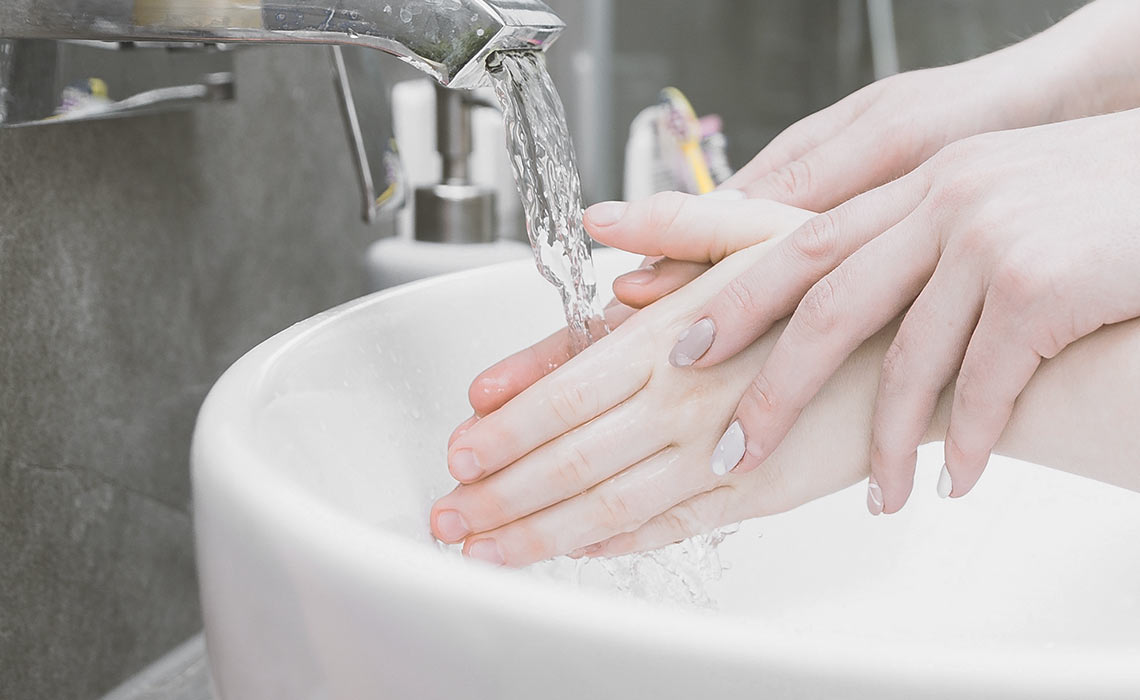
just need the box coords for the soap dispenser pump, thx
[367,81,530,291]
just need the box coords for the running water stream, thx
[483,51,735,607]
[487,51,609,353]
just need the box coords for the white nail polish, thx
[867,476,883,515]
[937,464,952,499]
[700,188,746,200]
[710,421,746,475]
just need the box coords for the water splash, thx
[487,51,608,354]
[483,51,736,607]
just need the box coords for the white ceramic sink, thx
[192,250,1140,700]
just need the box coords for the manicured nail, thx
[467,539,505,566]
[450,449,483,482]
[585,201,628,227]
[710,420,746,475]
[700,188,745,200]
[670,318,716,367]
[614,265,658,286]
[435,509,470,542]
[447,414,478,447]
[937,464,952,499]
[866,476,883,515]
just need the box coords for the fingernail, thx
[937,464,952,499]
[700,188,745,200]
[614,265,658,286]
[669,318,716,367]
[710,420,746,475]
[467,539,505,566]
[585,201,628,227]
[568,542,603,559]
[435,509,470,542]
[866,476,883,515]
[447,414,478,447]
[450,449,483,482]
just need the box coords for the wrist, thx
[987,0,1140,123]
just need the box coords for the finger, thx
[612,258,710,309]
[722,87,872,194]
[461,447,711,567]
[725,202,943,474]
[584,192,813,265]
[447,414,479,448]
[449,326,656,483]
[679,172,930,369]
[433,402,665,539]
[868,254,985,514]
[943,299,1042,499]
[738,118,910,211]
[589,486,742,558]
[468,300,636,417]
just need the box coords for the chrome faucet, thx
[0,0,563,88]
[0,0,563,220]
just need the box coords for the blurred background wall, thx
[0,1,1087,698]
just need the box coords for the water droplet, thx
[399,7,412,22]
[275,12,286,21]
[475,27,485,36]
[383,3,391,13]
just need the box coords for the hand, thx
[431,201,820,565]
[676,108,1140,515]
[456,193,804,424]
[718,0,1140,211]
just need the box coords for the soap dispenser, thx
[367,81,531,291]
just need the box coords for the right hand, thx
[720,49,1070,211]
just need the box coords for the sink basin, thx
[192,249,1140,699]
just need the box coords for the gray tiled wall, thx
[0,2,1089,699]
[0,46,382,699]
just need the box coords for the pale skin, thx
[602,0,1140,514]
[430,198,1140,566]
[431,0,1140,561]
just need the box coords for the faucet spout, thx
[0,0,564,88]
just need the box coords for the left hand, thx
[674,108,1140,514]
[431,200,815,565]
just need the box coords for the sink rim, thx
[191,251,1140,695]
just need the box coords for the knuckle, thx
[877,339,911,398]
[926,174,981,214]
[741,371,778,416]
[720,276,763,317]
[646,190,688,233]
[798,274,842,337]
[991,252,1046,308]
[656,502,707,540]
[547,381,596,426]
[790,211,840,263]
[931,137,979,169]
[596,488,639,532]
[507,527,548,565]
[554,444,593,490]
[764,158,814,201]
[952,366,989,415]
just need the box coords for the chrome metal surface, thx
[0,39,234,126]
[0,0,564,89]
[414,183,495,243]
[331,44,405,223]
[413,81,496,242]
[0,0,562,224]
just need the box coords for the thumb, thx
[584,191,814,264]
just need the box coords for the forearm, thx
[765,313,1140,513]
[983,0,1140,123]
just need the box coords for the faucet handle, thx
[331,45,407,224]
